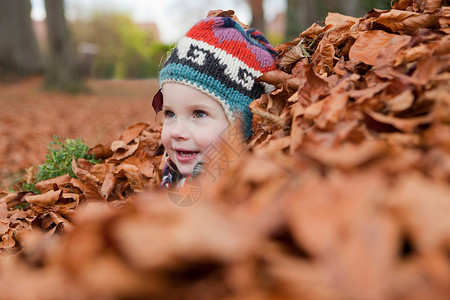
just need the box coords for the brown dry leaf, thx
[34,174,71,193]
[207,9,249,29]
[387,89,415,112]
[372,9,439,34]
[283,169,396,259]
[115,164,144,192]
[282,172,398,300]
[365,109,434,132]
[111,140,140,160]
[123,156,154,178]
[312,36,335,75]
[112,199,259,270]
[412,54,449,85]
[300,23,325,38]
[120,122,148,144]
[76,158,94,171]
[279,44,306,71]
[83,183,106,202]
[374,35,412,68]
[0,219,9,235]
[263,136,291,154]
[24,190,62,207]
[89,143,114,159]
[101,172,116,200]
[392,0,412,10]
[297,63,330,104]
[257,70,292,88]
[440,6,450,28]
[349,30,399,65]
[388,173,450,252]
[325,21,360,56]
[87,163,114,183]
[350,82,391,104]
[325,12,359,27]
[72,159,100,185]
[395,43,431,65]
[0,229,15,249]
[426,80,450,123]
[314,91,349,129]
[304,140,388,169]
[111,140,128,152]
[0,202,7,218]
[48,212,74,231]
[289,102,305,153]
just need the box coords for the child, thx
[153,12,278,189]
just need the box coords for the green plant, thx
[35,136,99,182]
[17,136,99,195]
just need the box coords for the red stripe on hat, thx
[185,20,275,72]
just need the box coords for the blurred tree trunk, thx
[44,0,84,92]
[285,0,390,41]
[0,0,42,79]
[340,0,363,16]
[285,0,318,41]
[248,0,265,33]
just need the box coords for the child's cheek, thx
[161,125,171,150]
[197,126,225,153]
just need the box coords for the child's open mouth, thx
[175,150,200,162]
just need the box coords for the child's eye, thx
[193,110,208,118]
[164,110,175,119]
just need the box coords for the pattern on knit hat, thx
[159,16,277,139]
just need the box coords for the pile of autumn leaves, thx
[1,0,450,299]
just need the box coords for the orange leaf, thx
[25,190,63,207]
[373,9,439,34]
[373,35,411,68]
[0,202,7,218]
[49,212,74,231]
[0,229,15,249]
[111,140,140,160]
[89,143,114,159]
[115,164,144,191]
[72,159,100,185]
[325,12,359,27]
[123,156,154,178]
[387,89,415,112]
[289,102,305,154]
[101,172,116,200]
[349,31,398,65]
[314,91,349,129]
[311,140,388,168]
[312,36,335,75]
[365,109,433,132]
[0,219,9,235]
[256,70,292,88]
[300,23,324,38]
[388,173,450,252]
[120,122,149,144]
[35,174,71,193]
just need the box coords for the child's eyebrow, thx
[185,103,216,110]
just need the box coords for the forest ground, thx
[0,77,160,189]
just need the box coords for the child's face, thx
[161,83,230,176]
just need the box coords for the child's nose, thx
[170,119,189,140]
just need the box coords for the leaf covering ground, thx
[1,1,450,299]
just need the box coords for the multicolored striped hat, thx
[156,16,278,139]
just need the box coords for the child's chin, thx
[176,165,195,176]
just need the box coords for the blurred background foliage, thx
[71,13,172,79]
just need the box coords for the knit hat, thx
[154,15,278,139]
